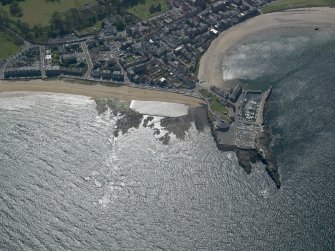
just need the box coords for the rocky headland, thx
[204,85,281,188]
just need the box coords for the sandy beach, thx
[198,7,335,88]
[0,79,205,107]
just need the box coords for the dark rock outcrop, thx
[95,98,143,137]
[255,131,281,188]
[143,116,154,128]
[113,109,143,136]
[158,133,170,145]
[236,149,259,174]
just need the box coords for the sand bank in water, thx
[198,7,335,88]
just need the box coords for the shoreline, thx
[0,79,205,107]
[1,7,334,106]
[197,7,335,188]
[198,7,335,88]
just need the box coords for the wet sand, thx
[0,79,205,107]
[198,7,335,88]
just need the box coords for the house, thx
[212,1,227,12]
[46,66,61,77]
[91,69,101,78]
[112,71,124,81]
[60,67,85,76]
[102,70,111,80]
[61,54,77,65]
[127,68,135,80]
[4,67,42,78]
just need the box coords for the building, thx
[212,1,227,12]
[4,67,41,78]
[102,70,111,80]
[61,54,77,65]
[91,69,101,78]
[46,66,61,77]
[60,67,85,77]
[214,120,230,132]
[112,71,124,81]
[230,85,242,102]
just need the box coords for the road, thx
[81,42,93,79]
[39,46,46,78]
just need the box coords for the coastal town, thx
[0,0,281,186]
[2,0,335,248]
[0,0,272,88]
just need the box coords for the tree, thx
[50,11,65,35]
[32,24,43,38]
[16,20,30,37]
[0,9,9,25]
[1,0,15,5]
[113,15,125,31]
[10,2,23,17]
[149,3,161,14]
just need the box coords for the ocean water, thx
[0,26,335,250]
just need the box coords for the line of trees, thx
[105,0,146,8]
[0,3,112,41]
[48,6,111,37]
[0,0,145,42]
[0,0,25,5]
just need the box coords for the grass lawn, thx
[199,88,210,98]
[262,0,335,13]
[199,88,231,122]
[78,20,103,35]
[0,0,97,26]
[127,0,170,20]
[126,55,136,64]
[0,32,22,60]
[209,96,231,122]
[210,96,228,115]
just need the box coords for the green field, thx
[262,0,335,13]
[127,0,170,20]
[0,0,96,26]
[0,31,22,60]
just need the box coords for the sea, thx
[0,25,335,250]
